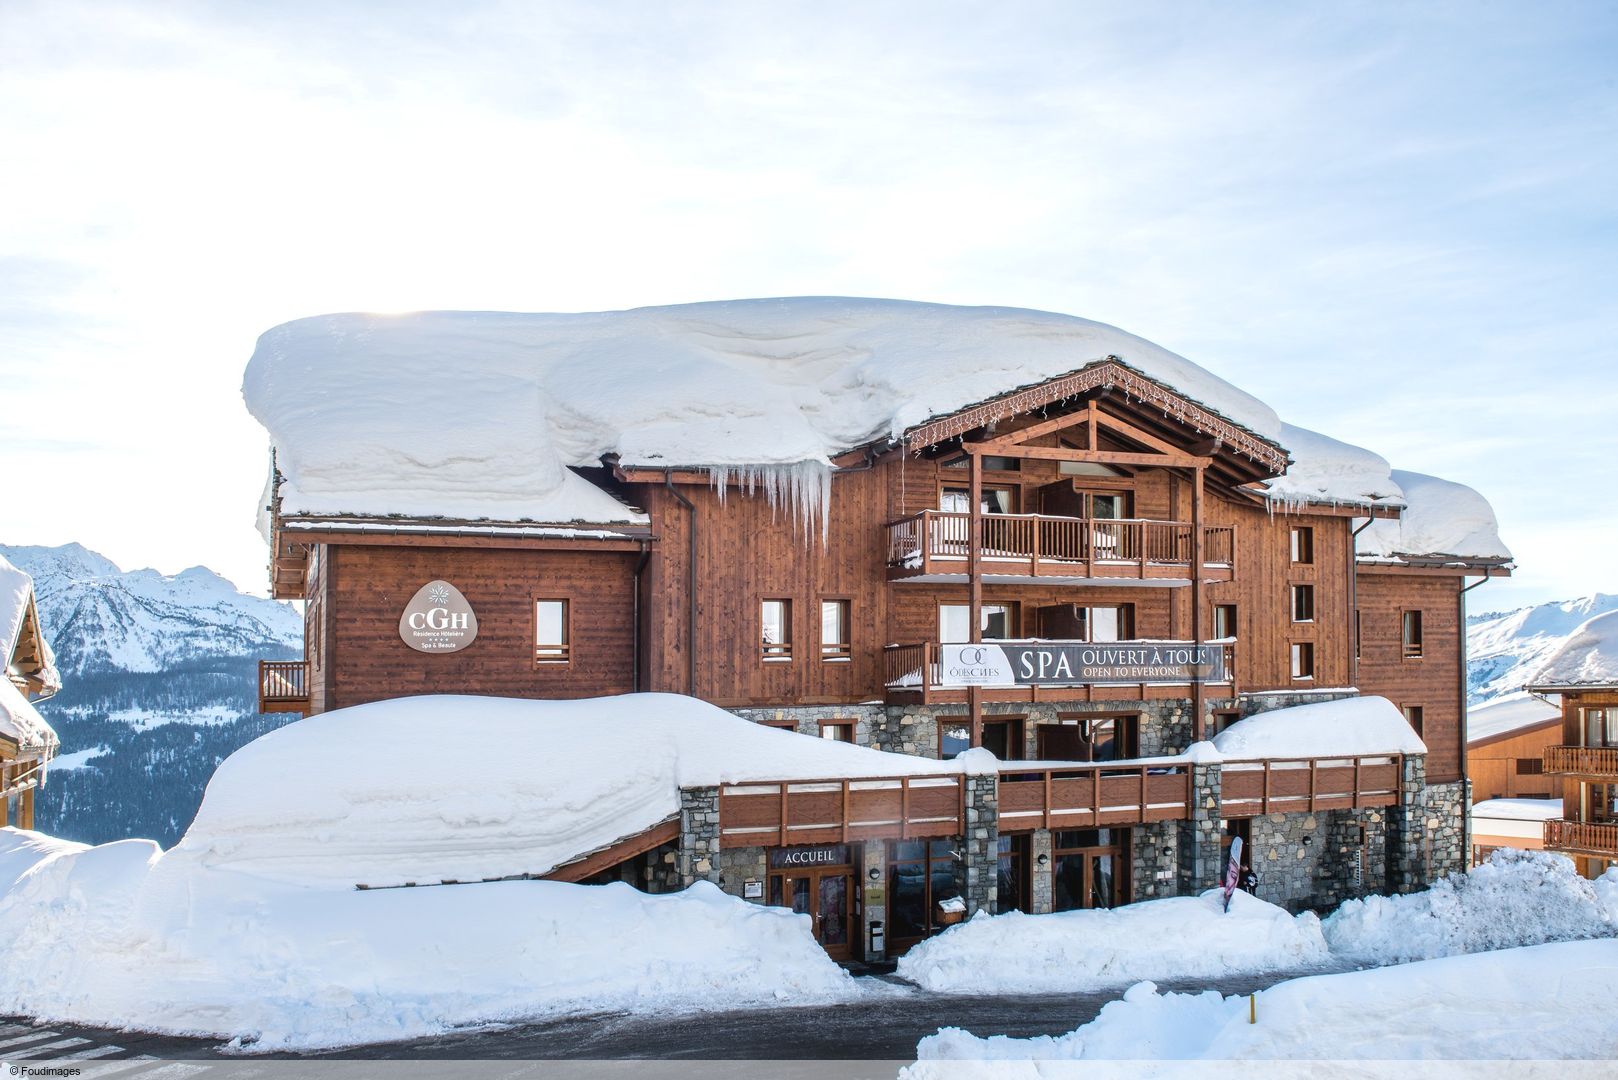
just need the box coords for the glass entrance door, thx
[770,868,853,959]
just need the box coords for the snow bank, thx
[896,888,1328,994]
[1357,468,1512,564]
[180,692,958,888]
[1529,609,1618,689]
[1211,695,1427,759]
[909,939,1618,1065]
[1471,798,1564,823]
[1467,690,1561,743]
[243,299,1282,525]
[1323,848,1618,963]
[0,828,855,1051]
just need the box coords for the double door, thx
[770,867,853,959]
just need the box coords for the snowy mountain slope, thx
[0,543,299,674]
[1467,593,1618,705]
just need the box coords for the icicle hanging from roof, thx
[708,461,833,545]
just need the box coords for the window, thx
[1291,584,1315,623]
[1291,642,1315,680]
[1051,829,1127,912]
[1213,604,1237,640]
[982,717,1025,760]
[939,722,971,760]
[1402,705,1424,736]
[940,485,1017,514]
[1290,527,1314,564]
[997,834,1030,913]
[819,722,854,743]
[1402,611,1424,658]
[939,603,1016,643]
[534,600,569,663]
[944,454,1020,472]
[1081,604,1134,643]
[886,839,962,946]
[1584,709,1618,748]
[819,599,852,660]
[761,599,793,660]
[1042,715,1138,761]
[1214,710,1242,737]
[1081,491,1133,520]
[1354,609,1362,661]
[1516,758,1544,776]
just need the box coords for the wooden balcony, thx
[885,511,1235,584]
[1543,745,1618,778]
[998,763,1193,833]
[1544,818,1618,858]
[717,775,964,849]
[883,640,1237,705]
[258,659,310,714]
[1219,755,1403,817]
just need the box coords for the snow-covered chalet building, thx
[243,298,1513,960]
[1,553,60,830]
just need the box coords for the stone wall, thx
[730,703,886,744]
[1233,689,1359,716]
[1178,762,1224,894]
[716,846,767,901]
[1130,820,1180,901]
[1029,829,1054,913]
[676,785,722,887]
[962,772,1001,915]
[1247,807,1389,912]
[870,696,1219,761]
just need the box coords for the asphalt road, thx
[3,962,1351,1062]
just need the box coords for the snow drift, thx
[896,888,1329,994]
[1322,847,1618,962]
[1356,469,1514,564]
[1529,608,1618,688]
[1210,695,1428,759]
[909,939,1618,1065]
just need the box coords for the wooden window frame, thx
[937,480,1020,515]
[938,719,973,760]
[1402,610,1424,659]
[1291,583,1315,624]
[981,716,1027,761]
[533,598,571,665]
[1213,604,1237,641]
[1354,609,1362,661]
[761,598,794,662]
[1402,704,1424,736]
[1290,641,1315,681]
[1515,757,1543,776]
[818,720,855,743]
[1290,526,1315,564]
[939,601,1020,643]
[819,597,853,661]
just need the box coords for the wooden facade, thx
[1535,686,1618,875]
[1469,718,1561,802]
[1,560,60,831]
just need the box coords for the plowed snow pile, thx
[896,888,1329,993]
[1323,847,1618,962]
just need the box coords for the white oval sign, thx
[398,579,479,653]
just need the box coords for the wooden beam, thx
[280,530,650,553]
[969,449,984,748]
[543,817,680,882]
[964,443,1211,469]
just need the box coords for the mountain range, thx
[1467,593,1618,705]
[1,542,300,846]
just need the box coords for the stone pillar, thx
[962,772,1000,915]
[677,785,723,887]
[861,841,887,960]
[1130,821,1180,900]
[1388,754,1429,894]
[1030,829,1054,913]
[1178,762,1223,894]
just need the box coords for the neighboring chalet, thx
[1525,609,1618,878]
[243,298,1513,958]
[0,554,60,830]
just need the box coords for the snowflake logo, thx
[428,583,451,606]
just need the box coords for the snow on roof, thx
[1528,609,1618,689]
[1357,469,1513,565]
[1470,798,1564,822]
[0,678,57,756]
[177,692,965,888]
[1466,691,1561,745]
[0,553,59,696]
[243,298,1282,525]
[1261,423,1405,511]
[1211,695,1428,760]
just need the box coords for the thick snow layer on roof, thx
[1529,609,1618,688]
[897,888,1328,994]
[243,298,1281,524]
[178,693,961,888]
[1467,691,1560,744]
[0,828,857,1051]
[1357,469,1513,563]
[1471,798,1564,822]
[0,554,58,694]
[1211,696,1428,759]
[1262,423,1404,510]
[0,679,57,756]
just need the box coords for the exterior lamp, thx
[1036,853,1050,867]
[868,867,881,881]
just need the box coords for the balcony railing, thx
[1543,745,1618,777]
[885,511,1235,582]
[883,640,1237,704]
[1219,756,1403,816]
[259,659,310,714]
[1544,818,1618,857]
[717,774,965,849]
[998,762,1193,832]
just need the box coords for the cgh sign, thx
[398,579,480,654]
[938,641,1225,689]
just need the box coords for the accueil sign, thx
[398,580,479,653]
[938,642,1225,688]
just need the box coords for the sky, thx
[1,0,1614,614]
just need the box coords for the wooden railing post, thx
[778,783,788,848]
[1092,768,1102,828]
[1044,770,1053,831]
[1262,761,1272,815]
[841,779,850,843]
[901,777,911,840]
